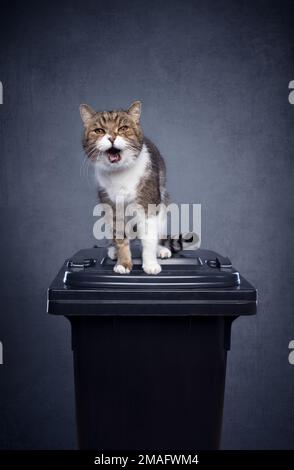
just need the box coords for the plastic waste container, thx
[47,246,257,450]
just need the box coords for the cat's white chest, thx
[105,176,137,202]
[96,145,150,203]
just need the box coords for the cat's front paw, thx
[157,246,172,259]
[143,262,162,275]
[113,263,132,274]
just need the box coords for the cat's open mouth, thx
[107,147,121,163]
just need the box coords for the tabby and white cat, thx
[80,101,195,275]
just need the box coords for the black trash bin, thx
[47,247,257,450]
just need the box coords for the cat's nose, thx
[108,136,115,143]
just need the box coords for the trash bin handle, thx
[206,256,232,269]
[67,258,96,269]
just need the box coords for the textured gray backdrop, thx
[0,0,293,449]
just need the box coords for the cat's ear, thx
[79,104,95,126]
[127,101,141,124]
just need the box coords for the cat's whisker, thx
[86,158,91,181]
[79,160,85,177]
[87,146,98,156]
[80,155,90,179]
[80,145,98,178]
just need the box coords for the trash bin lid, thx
[47,247,257,316]
[64,249,239,288]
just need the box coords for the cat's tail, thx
[160,232,199,253]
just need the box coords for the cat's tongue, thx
[108,149,121,163]
[108,153,121,163]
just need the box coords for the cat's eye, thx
[118,125,129,132]
[93,128,105,135]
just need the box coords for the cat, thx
[80,100,196,275]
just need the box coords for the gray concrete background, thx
[0,0,293,449]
